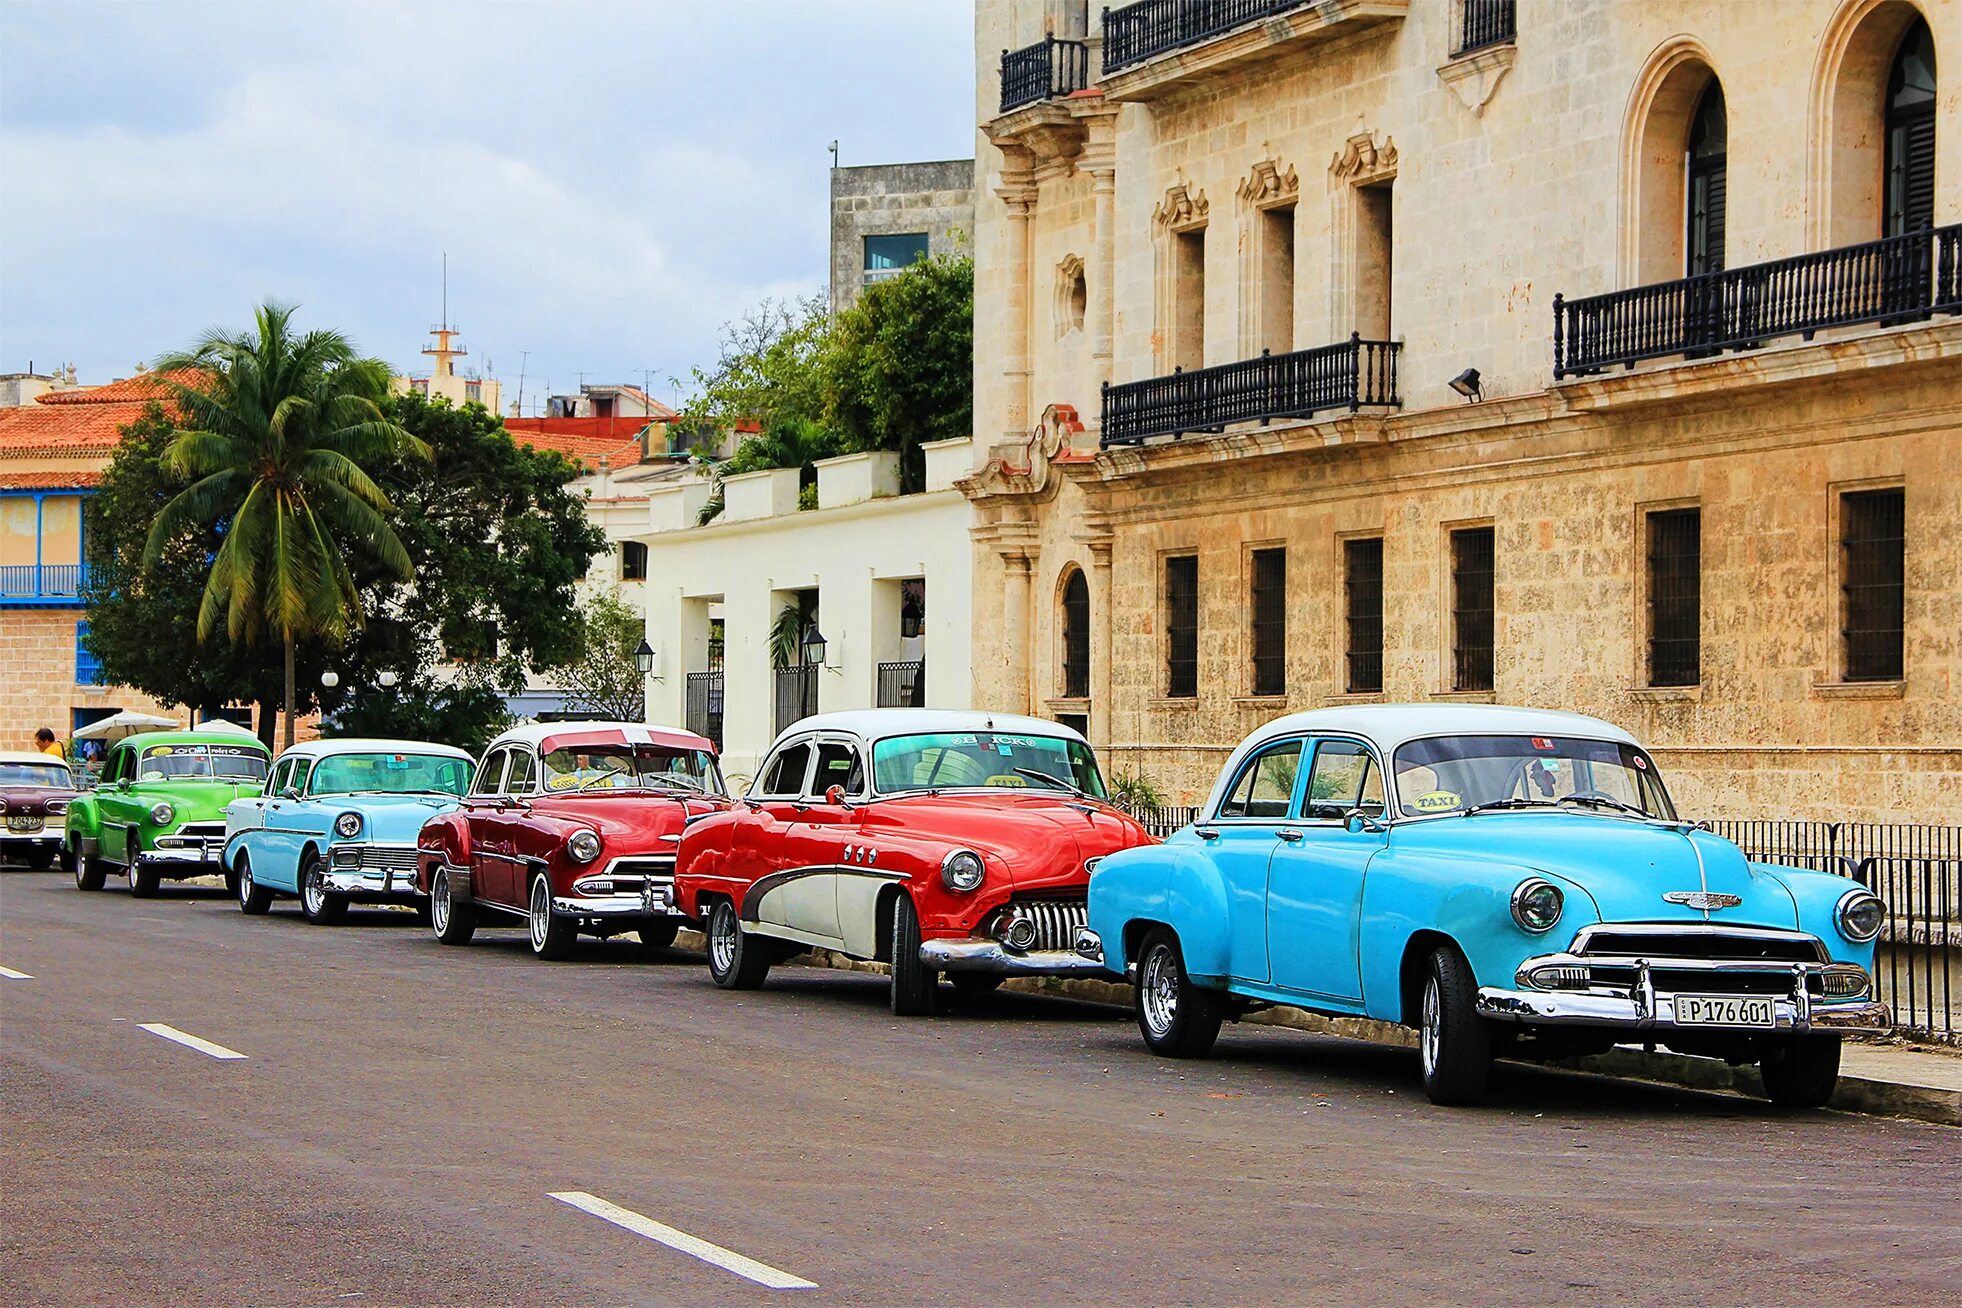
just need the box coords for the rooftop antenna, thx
[441,251,448,329]
[828,140,839,169]
[516,350,529,416]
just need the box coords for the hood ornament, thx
[1663,890,1742,911]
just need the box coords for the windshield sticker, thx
[149,746,173,756]
[1633,755,1650,771]
[1531,737,1555,751]
[1414,790,1463,813]
[983,774,1028,787]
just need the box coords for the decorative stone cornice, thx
[1436,42,1514,117]
[1236,157,1299,209]
[1153,182,1209,232]
[959,403,1092,503]
[1329,130,1397,184]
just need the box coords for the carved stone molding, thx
[1236,157,1300,209]
[1436,42,1514,118]
[1153,182,1209,232]
[1329,131,1398,185]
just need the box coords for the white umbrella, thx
[195,718,259,737]
[72,710,181,743]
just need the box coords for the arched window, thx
[1686,83,1727,276]
[1060,569,1089,699]
[1885,17,1936,235]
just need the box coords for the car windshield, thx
[1391,734,1675,820]
[870,731,1107,798]
[309,753,471,797]
[539,743,724,795]
[0,762,70,788]
[135,744,270,783]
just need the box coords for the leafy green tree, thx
[693,417,842,524]
[552,588,648,722]
[823,254,973,491]
[144,301,427,747]
[677,294,831,441]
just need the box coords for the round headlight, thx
[149,802,174,826]
[1835,888,1885,943]
[1510,877,1564,933]
[941,849,985,893]
[567,829,603,864]
[334,811,363,839]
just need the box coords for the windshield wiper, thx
[1012,766,1085,797]
[643,774,707,792]
[1464,798,1561,816]
[1558,793,1649,817]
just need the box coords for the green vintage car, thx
[67,730,272,897]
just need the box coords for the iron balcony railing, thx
[1101,335,1400,447]
[684,671,724,751]
[876,659,926,709]
[1102,0,1309,73]
[1711,820,1957,1042]
[0,563,88,599]
[1000,35,1091,112]
[774,665,817,735]
[1453,0,1515,56]
[1554,221,1962,379]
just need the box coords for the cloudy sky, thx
[1,0,976,410]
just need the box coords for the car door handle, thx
[1276,829,1304,843]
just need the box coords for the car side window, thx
[1216,740,1303,820]
[760,742,813,798]
[1303,739,1385,821]
[470,749,507,796]
[290,761,313,796]
[505,750,537,795]
[810,740,863,797]
[265,758,288,797]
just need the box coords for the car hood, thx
[526,792,727,842]
[128,779,266,810]
[1393,813,1800,930]
[320,793,463,840]
[861,792,1152,885]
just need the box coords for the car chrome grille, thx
[1012,898,1087,952]
[598,856,675,894]
[1573,926,1826,964]
[1584,964,1829,997]
[339,844,419,874]
[157,821,226,849]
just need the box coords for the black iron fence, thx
[1103,0,1308,73]
[1102,336,1400,447]
[684,671,723,751]
[1705,821,1956,1041]
[1453,0,1515,56]
[1129,804,1201,839]
[1000,35,1091,112]
[774,665,817,734]
[876,659,926,709]
[1555,222,1962,378]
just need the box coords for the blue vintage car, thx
[1081,705,1890,1107]
[223,739,474,923]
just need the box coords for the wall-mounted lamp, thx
[633,638,660,680]
[1448,367,1483,403]
[800,625,828,669]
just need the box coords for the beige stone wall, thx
[0,608,175,750]
[968,0,1962,824]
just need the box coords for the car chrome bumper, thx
[919,937,1108,977]
[551,892,654,918]
[139,842,224,867]
[320,869,424,897]
[1477,986,1892,1033]
[0,831,61,846]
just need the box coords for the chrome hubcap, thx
[710,907,737,974]
[303,869,323,915]
[1420,975,1442,1077]
[529,880,549,951]
[1140,944,1178,1038]
[239,865,252,904]
[432,873,450,932]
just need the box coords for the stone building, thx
[964,0,1960,823]
[829,159,978,310]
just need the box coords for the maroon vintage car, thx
[671,710,1156,1014]
[415,723,729,959]
[0,751,77,869]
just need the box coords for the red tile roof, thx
[33,370,197,405]
[0,470,101,490]
[503,416,653,471]
[0,370,195,459]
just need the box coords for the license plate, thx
[7,816,43,833]
[1676,995,1776,1027]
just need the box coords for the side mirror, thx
[1344,810,1387,835]
[824,784,850,809]
[115,779,131,792]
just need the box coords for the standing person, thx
[34,728,65,760]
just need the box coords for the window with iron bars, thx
[1841,488,1905,682]
[707,618,725,673]
[1164,554,1199,698]
[1249,548,1286,696]
[1344,538,1384,694]
[1646,509,1701,687]
[1450,527,1495,692]
[1060,569,1090,699]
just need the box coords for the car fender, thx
[65,792,103,847]
[1356,848,1603,1023]
[417,812,473,895]
[1752,860,1881,970]
[1088,833,1232,980]
[674,808,743,918]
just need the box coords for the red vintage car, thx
[669,710,1155,1014]
[415,722,729,959]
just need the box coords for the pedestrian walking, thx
[34,728,65,761]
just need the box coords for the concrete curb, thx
[676,929,1959,1126]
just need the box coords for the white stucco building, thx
[632,438,974,785]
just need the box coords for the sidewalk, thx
[704,934,1962,1127]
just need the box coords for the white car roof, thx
[1202,703,1644,817]
[484,721,704,750]
[0,751,70,766]
[275,738,475,762]
[772,709,1090,748]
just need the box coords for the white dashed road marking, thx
[0,965,31,980]
[548,1191,816,1291]
[136,1023,248,1060]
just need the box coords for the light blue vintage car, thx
[1082,705,1891,1108]
[223,739,474,924]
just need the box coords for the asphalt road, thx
[3,869,1958,1308]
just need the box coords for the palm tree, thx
[144,301,429,748]
[694,417,840,524]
